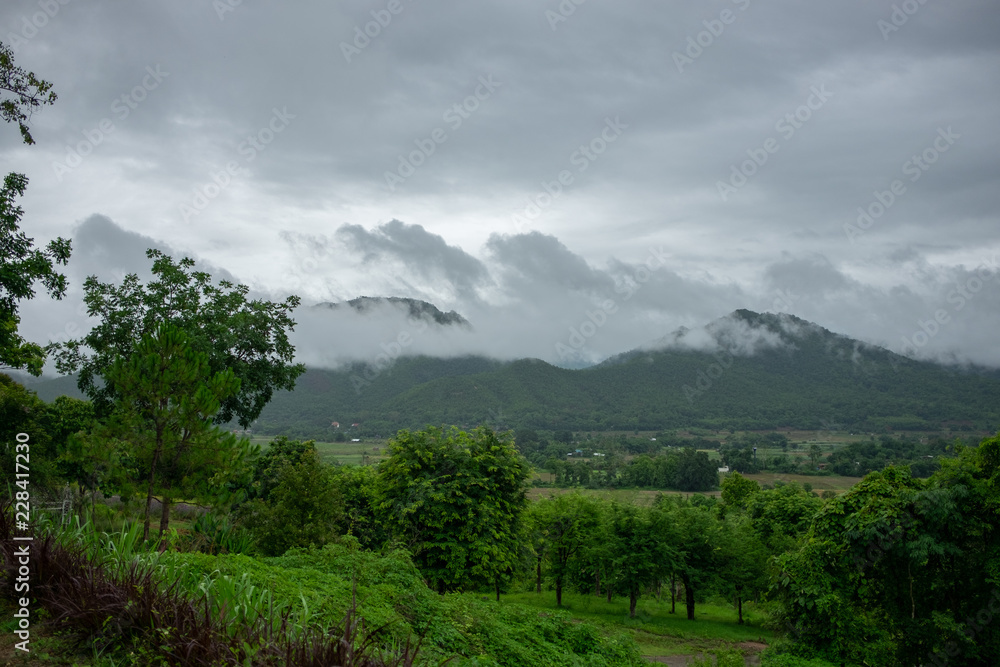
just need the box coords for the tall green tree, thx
[609,503,677,617]
[0,43,70,376]
[377,425,530,594]
[773,437,1000,666]
[238,445,343,557]
[50,249,305,426]
[528,493,601,605]
[104,323,246,541]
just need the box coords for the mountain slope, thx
[19,310,1000,438]
[258,310,1000,436]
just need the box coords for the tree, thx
[720,471,760,510]
[0,373,59,488]
[239,445,342,557]
[0,44,70,376]
[104,323,247,541]
[528,493,601,605]
[1,41,58,145]
[657,497,725,621]
[609,503,676,617]
[377,425,530,594]
[773,438,1000,665]
[715,514,768,625]
[50,249,305,426]
[673,447,718,491]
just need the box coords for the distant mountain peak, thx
[314,296,471,327]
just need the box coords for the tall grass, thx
[0,499,427,666]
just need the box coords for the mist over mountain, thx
[222,310,1000,437]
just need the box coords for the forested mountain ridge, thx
[25,310,1000,438]
[256,309,1000,436]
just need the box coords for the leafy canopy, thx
[0,40,58,145]
[51,249,305,427]
[0,43,70,376]
[377,425,531,593]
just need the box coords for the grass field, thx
[504,589,775,659]
[249,436,387,466]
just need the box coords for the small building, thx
[351,438,361,442]
[331,421,340,428]
[718,466,730,474]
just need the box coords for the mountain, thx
[314,296,470,327]
[251,309,1000,437]
[18,310,1000,438]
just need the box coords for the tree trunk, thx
[594,569,601,597]
[556,577,563,606]
[158,495,171,550]
[606,583,612,603]
[142,441,162,542]
[536,557,542,594]
[737,593,743,625]
[629,589,637,618]
[670,572,676,614]
[682,572,695,620]
[495,579,500,602]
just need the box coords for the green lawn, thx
[504,590,775,658]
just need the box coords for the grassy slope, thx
[505,590,775,659]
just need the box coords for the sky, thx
[3,0,1000,371]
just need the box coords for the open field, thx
[249,436,387,466]
[504,590,775,660]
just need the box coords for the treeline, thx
[218,426,1000,666]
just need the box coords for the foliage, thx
[720,471,761,509]
[50,248,305,427]
[239,446,344,557]
[0,172,72,376]
[771,434,1000,665]
[102,323,248,540]
[0,372,61,488]
[0,40,58,144]
[608,503,676,617]
[527,493,601,605]
[378,425,530,594]
[0,504,424,665]
[241,311,1000,437]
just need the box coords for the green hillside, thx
[253,310,1000,437]
[29,310,1000,438]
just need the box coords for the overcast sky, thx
[4,0,1000,371]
